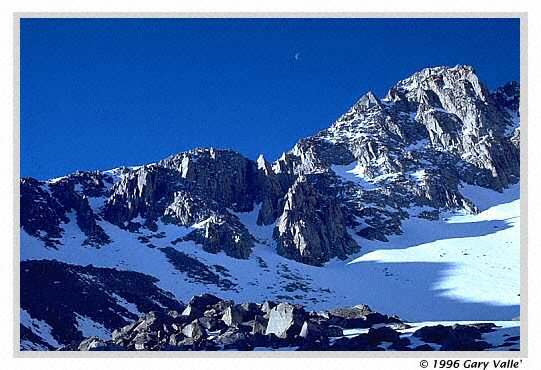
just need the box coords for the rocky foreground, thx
[60,294,517,352]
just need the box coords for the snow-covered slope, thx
[22,183,520,323]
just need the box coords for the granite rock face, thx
[183,213,255,259]
[272,65,519,252]
[274,176,359,265]
[20,65,520,267]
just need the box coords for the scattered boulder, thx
[221,305,244,327]
[181,320,206,341]
[413,324,452,344]
[182,294,222,319]
[239,302,261,321]
[326,304,401,329]
[261,300,277,317]
[77,337,108,351]
[297,336,330,351]
[299,321,325,340]
[329,334,376,351]
[215,328,252,350]
[324,325,344,337]
[70,294,502,352]
[265,303,306,339]
[367,326,401,344]
[388,337,411,350]
[413,323,492,351]
[168,333,185,346]
[249,315,268,335]
[198,316,226,332]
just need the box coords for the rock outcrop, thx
[55,294,512,352]
[274,176,359,265]
[183,213,255,259]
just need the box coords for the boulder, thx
[440,339,491,351]
[413,323,493,351]
[221,305,245,327]
[413,324,452,344]
[388,337,411,350]
[265,303,306,339]
[412,344,435,351]
[261,300,277,317]
[250,315,268,335]
[181,320,206,341]
[367,326,401,344]
[329,334,378,351]
[168,333,185,346]
[77,337,108,351]
[297,336,330,351]
[325,304,398,328]
[133,311,166,333]
[214,328,252,350]
[198,316,226,332]
[324,325,344,337]
[239,302,261,321]
[299,321,325,339]
[182,294,222,318]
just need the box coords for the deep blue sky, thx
[21,18,520,180]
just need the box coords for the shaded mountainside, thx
[20,65,520,350]
[20,259,183,349]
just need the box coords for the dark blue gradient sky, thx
[21,18,520,179]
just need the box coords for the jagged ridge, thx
[20,64,519,266]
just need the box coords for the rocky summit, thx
[19,65,520,351]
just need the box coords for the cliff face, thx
[274,176,359,266]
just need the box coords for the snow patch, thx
[409,169,427,183]
[109,293,141,316]
[331,162,378,190]
[75,314,111,339]
[20,309,60,348]
[460,182,519,212]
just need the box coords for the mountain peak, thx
[402,64,476,83]
[353,90,382,112]
[384,64,488,105]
